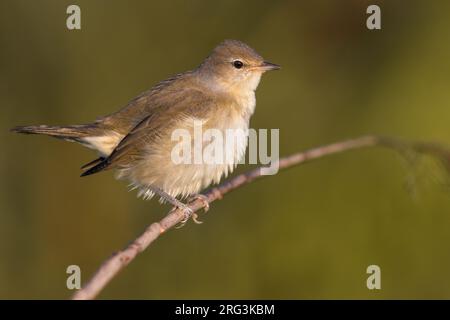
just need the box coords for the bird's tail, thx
[10,124,99,142]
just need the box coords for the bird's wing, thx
[81,87,216,176]
[96,72,195,135]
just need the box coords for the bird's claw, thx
[191,212,203,224]
[177,205,193,228]
[188,194,210,213]
[172,194,209,228]
[173,205,198,228]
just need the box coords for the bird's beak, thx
[259,61,281,71]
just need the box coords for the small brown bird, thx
[12,39,279,222]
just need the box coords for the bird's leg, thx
[150,187,194,225]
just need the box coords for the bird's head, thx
[198,40,280,93]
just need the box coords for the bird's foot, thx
[172,203,203,228]
[150,186,201,227]
[181,194,210,225]
[187,194,210,213]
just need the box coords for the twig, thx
[71,135,450,300]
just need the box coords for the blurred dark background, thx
[1,0,450,299]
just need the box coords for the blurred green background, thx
[1,0,450,299]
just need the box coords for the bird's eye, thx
[232,60,244,69]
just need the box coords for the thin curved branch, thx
[71,135,450,300]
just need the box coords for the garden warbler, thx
[12,39,280,222]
